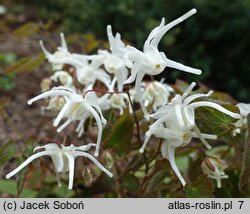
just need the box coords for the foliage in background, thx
[19,0,250,102]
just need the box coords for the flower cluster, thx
[139,82,240,186]
[5,8,244,190]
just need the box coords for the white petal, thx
[151,9,197,49]
[77,143,96,152]
[140,132,151,153]
[64,153,75,190]
[57,119,72,132]
[60,32,68,51]
[164,58,202,75]
[28,90,69,105]
[85,94,107,125]
[135,71,149,120]
[51,152,65,172]
[6,150,56,179]
[174,105,185,128]
[189,101,241,119]
[143,17,165,52]
[34,143,60,152]
[164,144,186,186]
[53,102,71,127]
[84,104,104,157]
[123,64,139,84]
[183,107,195,128]
[181,82,196,100]
[39,40,52,58]
[73,151,113,177]
[192,125,212,149]
[183,90,213,106]
[116,70,126,92]
[56,172,62,187]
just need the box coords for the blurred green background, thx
[1,0,250,101]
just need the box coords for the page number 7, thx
[238,201,244,209]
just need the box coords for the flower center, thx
[156,64,161,70]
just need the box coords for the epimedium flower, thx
[235,103,250,127]
[105,77,130,114]
[73,57,111,89]
[40,34,111,89]
[96,25,130,92]
[28,86,106,156]
[75,92,111,138]
[142,108,217,186]
[50,71,74,89]
[123,9,202,119]
[141,82,241,152]
[201,156,228,188]
[6,143,113,190]
[98,50,128,92]
[142,80,173,111]
[40,32,70,71]
[232,103,250,136]
[139,82,241,186]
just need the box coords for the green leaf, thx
[196,103,240,136]
[0,53,17,64]
[16,138,36,197]
[0,140,16,167]
[239,114,250,190]
[0,74,16,91]
[5,53,45,74]
[0,180,37,197]
[52,183,75,197]
[138,159,174,197]
[13,22,40,38]
[24,137,36,157]
[121,174,139,193]
[106,108,133,156]
[184,174,214,198]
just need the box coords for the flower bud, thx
[201,157,228,188]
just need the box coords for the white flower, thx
[142,80,173,110]
[235,103,250,127]
[139,82,240,186]
[40,33,70,71]
[6,143,113,189]
[99,50,128,92]
[40,34,111,89]
[109,94,128,114]
[71,56,111,89]
[40,78,51,92]
[75,92,111,138]
[124,9,202,119]
[97,25,129,91]
[201,157,228,188]
[141,82,241,152]
[142,109,217,186]
[50,71,74,88]
[167,82,240,130]
[28,86,106,156]
[45,96,66,111]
